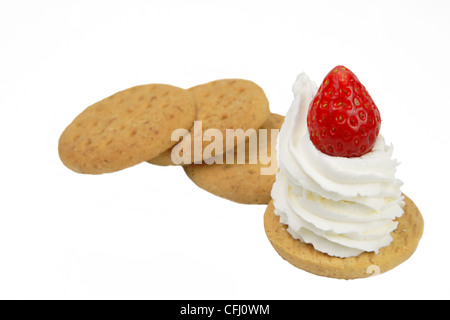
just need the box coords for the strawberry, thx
[307,66,381,157]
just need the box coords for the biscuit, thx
[148,79,271,166]
[59,84,196,174]
[264,195,424,279]
[183,114,284,204]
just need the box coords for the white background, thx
[1,0,449,300]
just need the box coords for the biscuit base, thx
[264,195,424,279]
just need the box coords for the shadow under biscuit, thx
[264,195,424,279]
[183,114,284,205]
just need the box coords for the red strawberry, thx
[307,66,381,157]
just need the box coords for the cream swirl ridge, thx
[271,72,404,258]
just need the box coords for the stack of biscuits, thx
[59,79,284,204]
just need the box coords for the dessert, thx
[148,79,271,166]
[58,84,196,174]
[264,67,424,279]
[184,113,284,204]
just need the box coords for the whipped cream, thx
[271,73,404,258]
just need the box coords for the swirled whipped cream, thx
[271,73,404,258]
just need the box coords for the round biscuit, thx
[183,114,284,204]
[148,79,270,166]
[264,195,424,279]
[59,84,196,174]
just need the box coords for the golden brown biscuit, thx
[148,79,271,166]
[183,114,284,204]
[59,84,196,174]
[264,195,424,279]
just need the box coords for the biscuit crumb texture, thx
[264,195,424,279]
[58,84,196,174]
